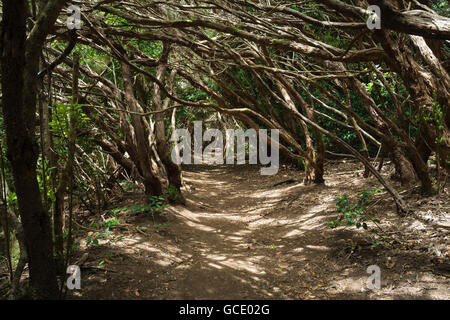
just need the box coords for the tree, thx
[1,0,68,299]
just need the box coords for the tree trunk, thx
[153,61,184,203]
[377,31,448,178]
[389,144,417,186]
[1,0,66,299]
[120,60,163,195]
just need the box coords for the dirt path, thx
[71,164,449,300]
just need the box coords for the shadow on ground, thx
[68,163,449,300]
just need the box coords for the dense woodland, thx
[0,0,449,300]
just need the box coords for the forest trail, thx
[71,163,450,300]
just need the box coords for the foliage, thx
[328,187,382,230]
[36,159,57,206]
[153,223,171,234]
[166,185,181,202]
[119,180,139,192]
[109,196,167,216]
[86,217,125,246]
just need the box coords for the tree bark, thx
[1,0,64,299]
[120,60,163,195]
[152,46,184,203]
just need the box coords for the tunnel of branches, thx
[0,0,449,299]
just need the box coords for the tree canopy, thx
[0,0,449,300]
